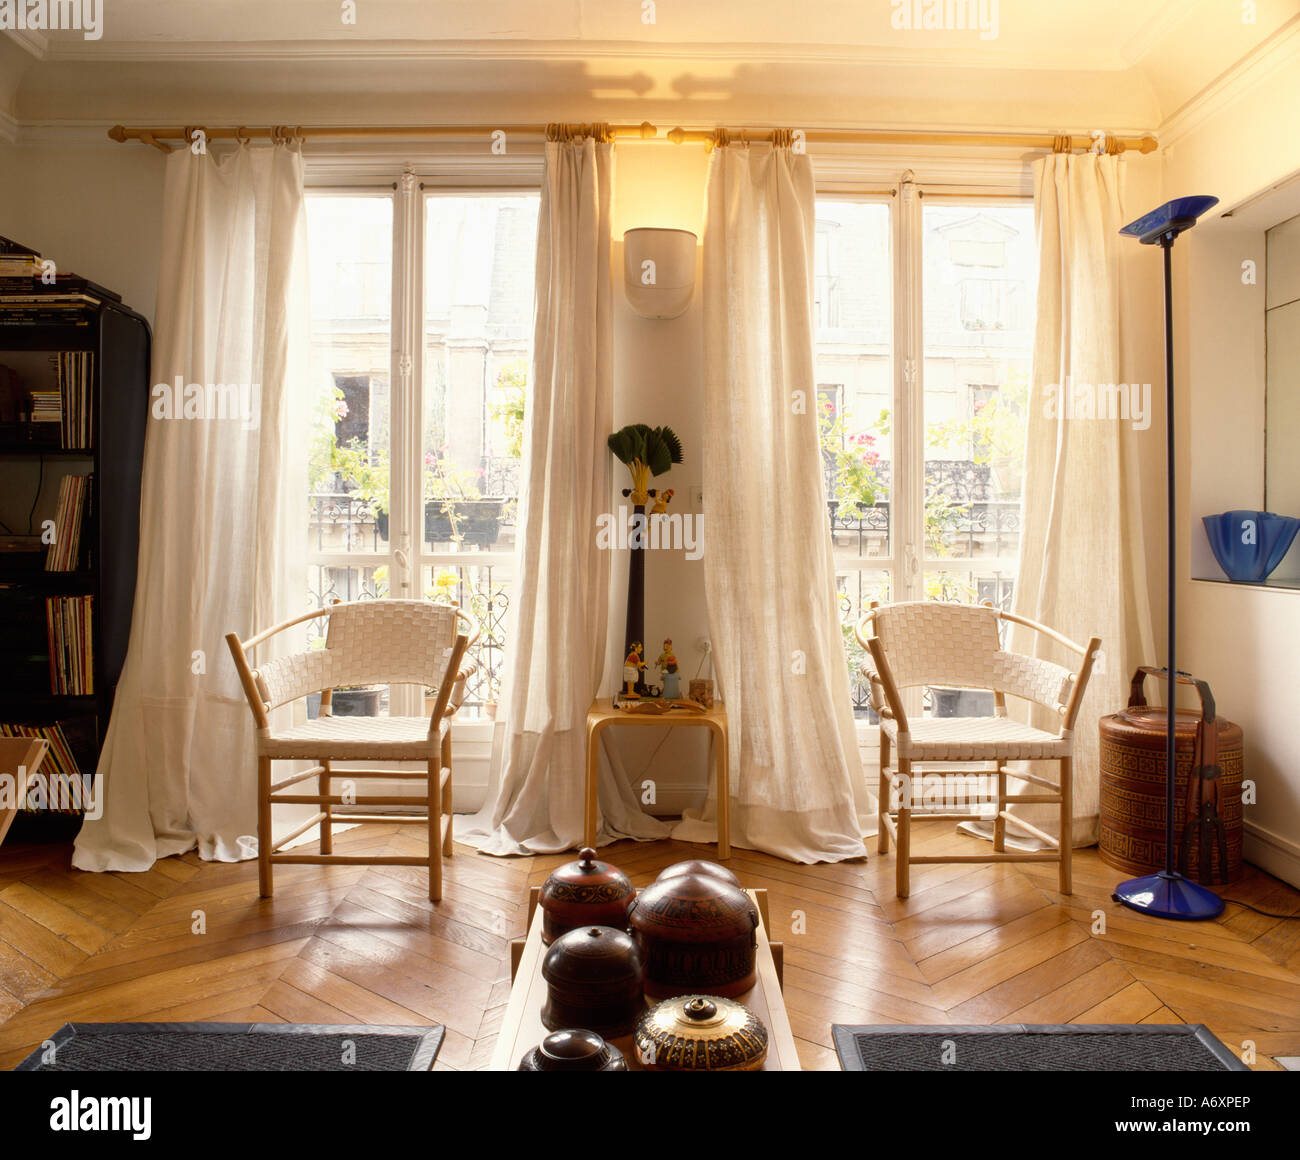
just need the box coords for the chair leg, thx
[993,764,1007,853]
[896,757,911,899]
[258,756,273,898]
[441,731,454,858]
[428,755,442,903]
[319,760,333,856]
[878,733,891,855]
[1058,756,1073,895]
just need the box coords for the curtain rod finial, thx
[107,125,127,143]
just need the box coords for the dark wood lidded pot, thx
[655,859,740,887]
[635,995,768,1071]
[627,869,760,999]
[518,1029,628,1071]
[539,847,636,945]
[541,925,644,1039]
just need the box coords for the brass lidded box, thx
[635,995,769,1071]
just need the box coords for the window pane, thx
[836,568,891,720]
[423,195,539,553]
[306,196,393,554]
[815,201,893,563]
[922,203,1034,576]
[423,563,511,718]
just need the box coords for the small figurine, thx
[650,488,675,516]
[656,638,681,700]
[623,642,646,699]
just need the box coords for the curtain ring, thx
[234,126,251,146]
[1052,134,1071,153]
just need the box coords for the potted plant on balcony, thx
[424,449,506,549]
[820,404,888,528]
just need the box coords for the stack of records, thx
[54,352,93,448]
[45,595,94,695]
[44,474,91,572]
[0,722,85,813]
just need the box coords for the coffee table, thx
[488,887,801,1070]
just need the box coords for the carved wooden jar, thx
[539,847,635,945]
[541,925,644,1039]
[627,869,760,999]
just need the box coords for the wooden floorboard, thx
[1,819,1298,1070]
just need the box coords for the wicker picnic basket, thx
[1098,668,1243,886]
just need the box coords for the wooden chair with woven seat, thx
[226,598,475,902]
[855,601,1101,899]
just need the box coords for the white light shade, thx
[623,228,698,319]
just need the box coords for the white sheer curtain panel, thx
[459,134,670,855]
[673,139,872,863]
[962,151,1156,850]
[74,144,309,871]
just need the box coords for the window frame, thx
[304,173,543,741]
[813,176,1035,739]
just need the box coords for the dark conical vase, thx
[624,502,649,695]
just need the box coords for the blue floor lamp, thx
[1112,195,1225,920]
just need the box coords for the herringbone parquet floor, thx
[1,820,1298,1070]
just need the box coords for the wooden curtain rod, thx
[107,122,1158,155]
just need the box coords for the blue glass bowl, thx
[1202,510,1300,582]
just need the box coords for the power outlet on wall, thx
[689,484,703,509]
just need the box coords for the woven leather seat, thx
[881,715,1072,762]
[856,602,1101,899]
[227,599,475,902]
[259,715,453,761]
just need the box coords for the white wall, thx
[1170,39,1300,885]
[605,143,713,815]
[0,141,165,324]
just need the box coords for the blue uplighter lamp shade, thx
[1119,196,1219,244]
[1202,510,1300,582]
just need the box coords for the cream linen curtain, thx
[458,135,670,855]
[74,144,309,871]
[964,151,1156,849]
[673,139,872,863]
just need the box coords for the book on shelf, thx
[44,595,94,695]
[44,474,91,572]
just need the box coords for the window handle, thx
[393,547,410,591]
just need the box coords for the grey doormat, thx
[833,1024,1247,1071]
[14,1022,445,1072]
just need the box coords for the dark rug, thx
[14,1022,445,1072]
[833,1024,1247,1071]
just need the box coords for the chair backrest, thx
[250,600,464,712]
[859,601,1077,715]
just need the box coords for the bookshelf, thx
[0,283,151,836]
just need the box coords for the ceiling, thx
[1,0,1297,138]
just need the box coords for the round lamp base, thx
[1113,870,1225,921]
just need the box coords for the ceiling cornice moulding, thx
[1157,14,1300,149]
[37,36,1131,72]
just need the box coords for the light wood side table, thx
[584,697,729,858]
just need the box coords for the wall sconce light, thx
[623,228,698,319]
